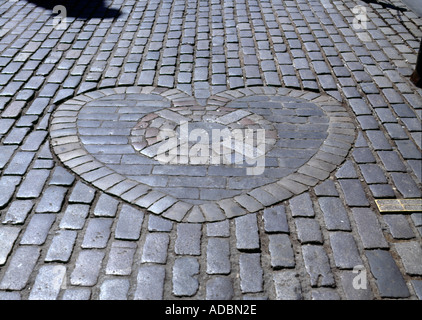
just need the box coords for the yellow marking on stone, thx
[375,199,422,213]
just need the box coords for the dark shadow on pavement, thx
[361,0,407,12]
[25,0,121,19]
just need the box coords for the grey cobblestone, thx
[93,194,119,217]
[268,234,295,269]
[134,265,166,300]
[394,242,422,276]
[339,271,374,300]
[115,205,144,240]
[288,193,315,217]
[262,205,289,233]
[365,250,410,298]
[68,181,96,204]
[141,233,170,264]
[206,220,230,237]
[311,288,340,300]
[99,278,130,300]
[390,173,422,198]
[81,218,113,249]
[3,151,34,175]
[70,250,105,287]
[383,214,415,240]
[35,186,67,213]
[235,214,260,252]
[20,214,55,245]
[172,257,200,297]
[294,218,323,244]
[175,223,202,256]
[239,253,263,293]
[0,246,40,290]
[106,241,136,276]
[206,238,231,275]
[45,230,77,263]
[206,277,234,300]
[2,199,33,224]
[338,180,370,207]
[28,265,66,300]
[318,197,351,231]
[59,204,90,230]
[273,270,302,300]
[0,226,20,265]
[351,208,389,249]
[302,245,335,287]
[16,169,50,199]
[329,232,362,269]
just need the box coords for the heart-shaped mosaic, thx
[50,86,355,222]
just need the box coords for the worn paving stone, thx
[294,218,323,244]
[318,197,352,231]
[20,214,56,245]
[0,291,21,300]
[390,173,422,198]
[311,288,340,300]
[365,250,410,298]
[49,166,75,186]
[45,230,77,263]
[28,265,66,300]
[329,232,363,269]
[147,215,173,232]
[2,200,34,224]
[239,253,263,293]
[134,265,166,300]
[99,278,130,300]
[0,176,20,208]
[302,245,335,288]
[262,205,289,233]
[394,242,422,276]
[339,271,374,300]
[16,169,50,199]
[0,246,40,290]
[338,179,370,207]
[288,192,315,217]
[175,223,202,256]
[59,204,90,230]
[141,233,170,264]
[68,181,96,204]
[0,227,20,265]
[70,250,105,287]
[35,186,67,213]
[377,151,407,172]
[3,152,34,175]
[172,257,200,297]
[206,277,234,300]
[94,194,119,217]
[115,205,144,240]
[273,270,302,300]
[106,241,137,276]
[351,208,389,249]
[411,281,422,300]
[235,214,260,252]
[383,214,415,240]
[206,220,230,237]
[81,218,113,249]
[268,234,295,269]
[206,238,231,275]
[314,179,339,196]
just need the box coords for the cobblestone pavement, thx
[0,0,421,300]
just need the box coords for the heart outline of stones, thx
[50,86,356,223]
